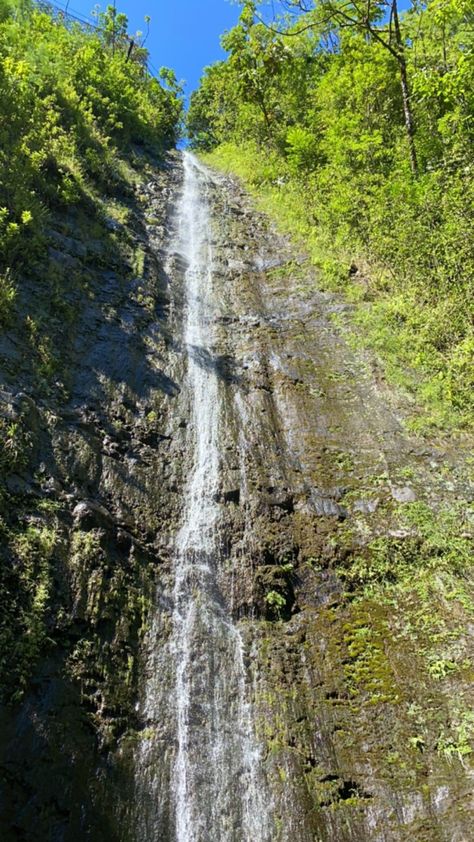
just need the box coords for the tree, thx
[95,3,128,53]
[220,2,289,139]
[268,0,419,174]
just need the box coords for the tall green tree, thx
[271,0,419,173]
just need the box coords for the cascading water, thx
[136,152,272,842]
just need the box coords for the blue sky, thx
[51,0,245,98]
[51,1,412,99]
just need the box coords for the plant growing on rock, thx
[265,589,287,618]
[191,0,474,429]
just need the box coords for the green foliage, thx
[0,415,32,473]
[0,2,181,281]
[191,0,474,429]
[0,519,58,702]
[285,126,320,173]
[66,527,153,744]
[343,502,473,590]
[265,589,287,621]
[437,710,474,762]
[0,269,15,323]
[265,590,287,609]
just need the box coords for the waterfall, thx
[136,152,272,842]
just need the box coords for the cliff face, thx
[0,150,184,840]
[0,151,473,841]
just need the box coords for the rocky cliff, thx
[0,151,473,841]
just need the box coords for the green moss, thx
[66,528,154,745]
[342,610,400,703]
[132,246,146,278]
[0,518,59,703]
[436,710,474,762]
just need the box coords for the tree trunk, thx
[392,0,418,175]
[398,56,418,176]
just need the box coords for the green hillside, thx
[189,0,474,432]
[0,0,181,313]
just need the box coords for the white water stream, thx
[137,152,271,841]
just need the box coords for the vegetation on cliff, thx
[0,3,473,838]
[0,1,181,705]
[188,0,474,431]
[0,0,181,295]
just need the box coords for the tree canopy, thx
[188,0,474,428]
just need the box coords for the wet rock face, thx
[0,151,188,841]
[179,166,474,841]
[0,151,473,841]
